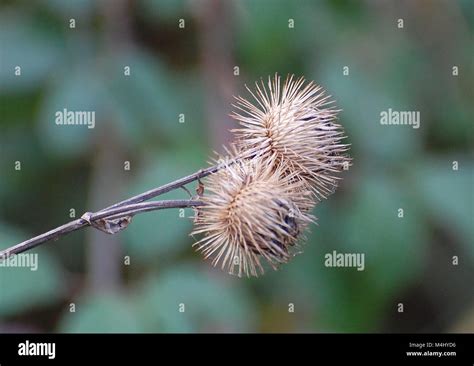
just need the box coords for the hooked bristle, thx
[231,74,351,200]
[191,154,314,278]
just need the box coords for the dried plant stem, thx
[0,149,329,261]
[0,200,204,259]
[101,164,220,211]
[94,200,204,220]
[0,168,220,260]
[0,151,254,260]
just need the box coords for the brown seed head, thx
[191,154,314,277]
[231,74,351,200]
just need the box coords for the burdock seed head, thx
[191,153,314,278]
[231,74,351,200]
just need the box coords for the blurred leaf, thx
[236,0,307,72]
[341,174,427,290]
[269,222,380,331]
[0,11,64,92]
[459,0,474,26]
[37,66,104,158]
[381,39,427,104]
[430,92,474,148]
[40,0,96,18]
[0,223,64,317]
[58,294,142,333]
[290,174,429,331]
[123,150,204,263]
[124,206,192,263]
[318,61,421,164]
[103,49,186,145]
[133,264,255,332]
[412,157,474,259]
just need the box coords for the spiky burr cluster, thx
[192,155,314,277]
[192,74,350,277]
[232,74,350,200]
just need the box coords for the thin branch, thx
[1,219,86,259]
[94,200,203,220]
[100,164,219,211]
[0,199,204,259]
[98,151,252,212]
[0,153,247,260]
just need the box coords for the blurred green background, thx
[0,0,473,333]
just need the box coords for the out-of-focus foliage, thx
[0,0,473,333]
[0,223,65,317]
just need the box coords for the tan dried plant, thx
[231,74,351,200]
[191,74,350,277]
[2,74,350,280]
[191,153,314,277]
